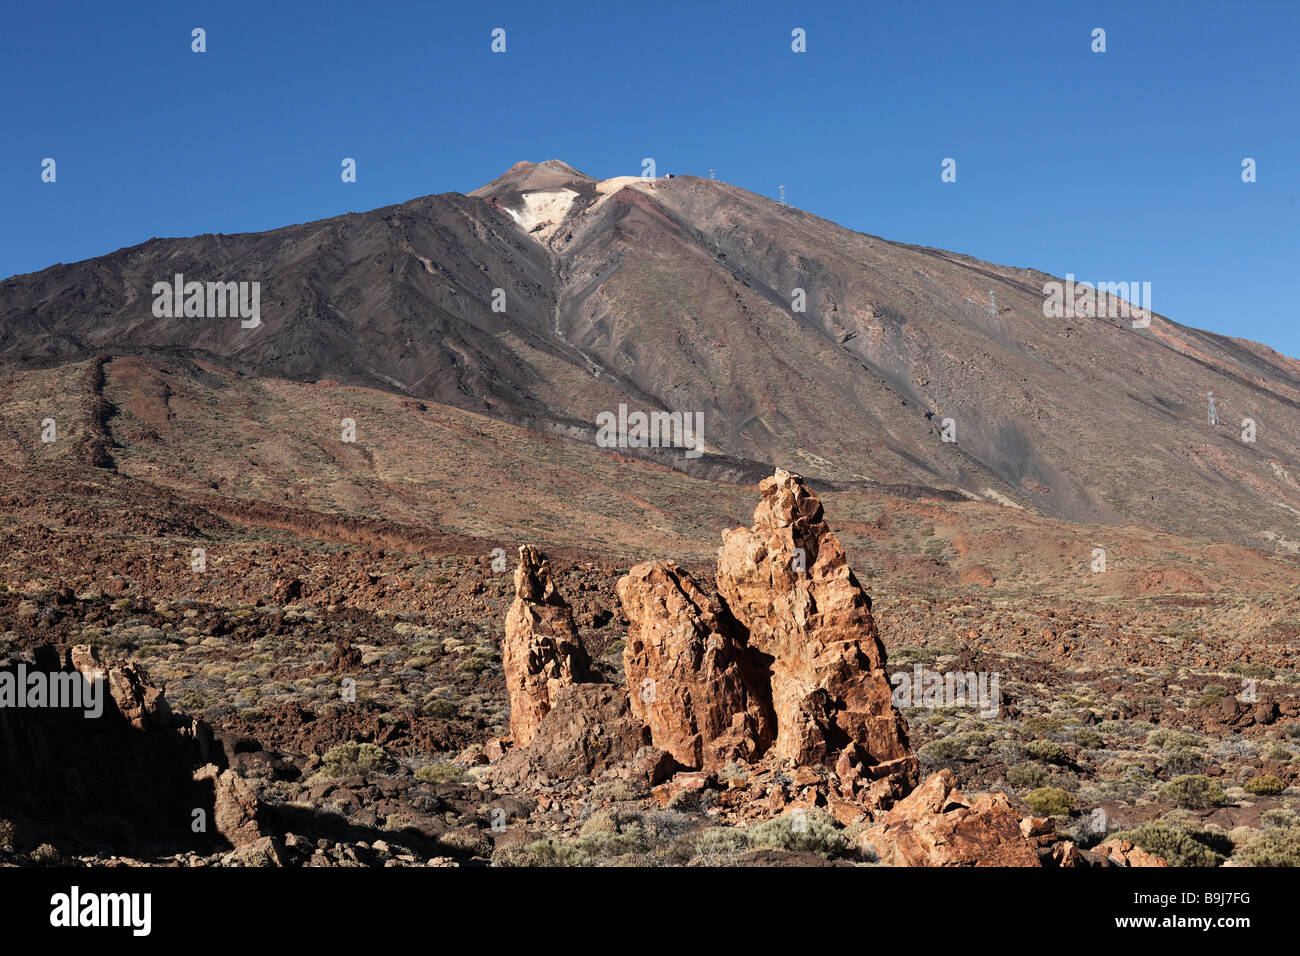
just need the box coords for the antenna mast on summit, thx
[709,169,715,180]
[779,185,786,205]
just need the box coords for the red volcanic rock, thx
[489,684,649,788]
[860,769,1041,867]
[1094,838,1168,867]
[502,546,594,747]
[715,469,916,786]
[617,561,773,771]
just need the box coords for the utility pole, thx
[709,168,715,180]
[1207,391,1220,426]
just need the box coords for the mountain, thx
[3,159,1299,551]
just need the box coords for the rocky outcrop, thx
[617,562,774,771]
[1094,838,1168,867]
[859,769,1041,866]
[502,546,595,747]
[69,643,172,732]
[715,469,916,785]
[194,764,268,848]
[489,685,650,788]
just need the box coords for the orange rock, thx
[502,546,594,747]
[860,769,1042,866]
[617,561,773,771]
[716,469,916,788]
[1094,838,1168,867]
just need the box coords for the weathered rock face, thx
[489,684,650,788]
[502,546,595,747]
[860,769,1042,867]
[617,562,774,771]
[715,468,915,782]
[69,644,172,732]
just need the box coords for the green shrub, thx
[1073,729,1104,750]
[415,762,464,784]
[1162,747,1206,776]
[1162,775,1228,809]
[747,809,848,858]
[1023,740,1069,765]
[693,827,749,859]
[1237,823,1300,866]
[1023,787,1075,816]
[1243,774,1287,796]
[320,742,398,778]
[918,737,966,764]
[1111,821,1228,867]
[1023,716,1063,736]
[1006,763,1051,790]
[422,698,459,718]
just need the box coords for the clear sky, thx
[3,1,1296,356]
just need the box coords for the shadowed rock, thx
[617,561,774,771]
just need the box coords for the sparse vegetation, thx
[1161,774,1228,809]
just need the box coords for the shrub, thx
[1162,747,1206,776]
[1162,775,1228,809]
[1023,787,1075,816]
[415,762,464,784]
[747,809,848,858]
[693,827,749,859]
[1023,716,1063,736]
[1244,774,1287,796]
[1023,740,1069,765]
[320,742,398,778]
[1110,821,1228,867]
[1006,763,1051,790]
[1073,729,1104,750]
[1265,743,1292,762]
[422,698,459,718]
[918,737,966,765]
[1237,823,1300,866]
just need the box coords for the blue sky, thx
[3,1,1296,356]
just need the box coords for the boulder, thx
[194,764,268,849]
[1094,838,1168,867]
[489,684,649,788]
[859,769,1041,866]
[502,545,595,747]
[715,468,916,785]
[617,561,774,771]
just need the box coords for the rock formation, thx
[617,561,774,771]
[859,768,1041,866]
[502,545,595,747]
[715,468,916,786]
[69,644,172,732]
